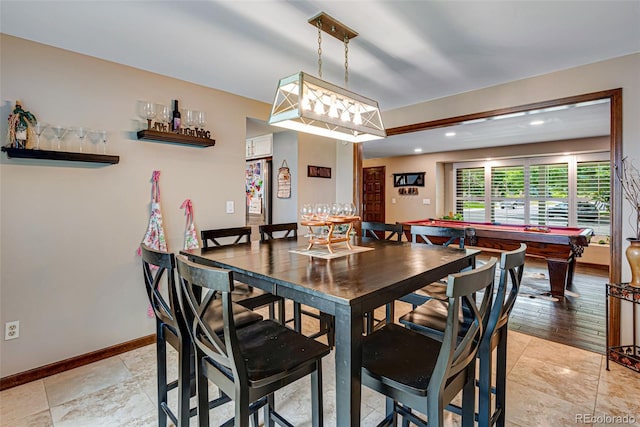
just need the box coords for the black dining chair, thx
[361,221,403,242]
[400,244,526,427]
[361,258,497,427]
[201,226,285,323]
[400,224,468,308]
[258,222,298,241]
[361,222,404,333]
[140,244,262,427]
[259,222,335,346]
[176,255,331,427]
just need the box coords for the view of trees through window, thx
[454,154,610,237]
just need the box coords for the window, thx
[455,167,485,220]
[454,153,610,236]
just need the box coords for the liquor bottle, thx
[172,100,181,132]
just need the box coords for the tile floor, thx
[1,303,639,427]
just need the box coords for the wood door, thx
[363,166,385,222]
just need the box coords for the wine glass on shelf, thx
[138,101,156,130]
[98,130,108,154]
[74,127,88,152]
[183,109,196,130]
[195,111,206,131]
[50,125,67,150]
[33,122,48,150]
[156,104,170,131]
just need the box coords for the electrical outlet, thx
[5,321,19,340]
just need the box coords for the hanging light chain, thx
[344,35,349,88]
[316,19,323,79]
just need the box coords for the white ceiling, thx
[1,1,638,158]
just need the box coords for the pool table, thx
[401,219,594,297]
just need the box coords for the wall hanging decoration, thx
[308,165,332,178]
[138,170,168,317]
[393,172,425,187]
[277,160,292,198]
[6,100,37,149]
[180,198,199,250]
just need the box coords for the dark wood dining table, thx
[181,237,479,426]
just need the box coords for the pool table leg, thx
[547,258,569,297]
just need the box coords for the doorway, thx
[362,166,386,223]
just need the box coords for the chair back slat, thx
[201,226,252,248]
[259,223,298,241]
[430,258,497,396]
[410,225,465,248]
[140,244,181,329]
[361,222,403,242]
[489,243,526,336]
[176,256,246,378]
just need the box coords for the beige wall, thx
[364,136,610,223]
[0,35,345,377]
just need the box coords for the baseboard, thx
[0,334,156,391]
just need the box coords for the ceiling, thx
[1,1,638,158]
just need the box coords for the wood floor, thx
[476,253,608,354]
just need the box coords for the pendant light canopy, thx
[268,12,386,143]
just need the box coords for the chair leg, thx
[477,345,492,427]
[311,361,323,427]
[156,324,168,427]
[277,299,285,325]
[265,393,275,427]
[496,328,509,427]
[196,350,210,427]
[294,302,302,332]
[268,302,275,320]
[235,389,251,427]
[461,365,476,427]
[177,338,192,427]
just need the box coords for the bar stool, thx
[400,244,526,427]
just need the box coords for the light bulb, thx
[328,95,339,118]
[341,103,351,121]
[301,95,311,111]
[314,99,325,115]
[353,103,362,125]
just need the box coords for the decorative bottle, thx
[172,100,181,132]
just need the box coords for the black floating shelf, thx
[1,146,120,164]
[137,129,215,147]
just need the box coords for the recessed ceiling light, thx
[530,120,545,126]
[413,148,423,153]
[445,132,456,137]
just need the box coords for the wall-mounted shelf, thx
[137,129,215,147]
[1,146,120,164]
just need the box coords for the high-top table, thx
[181,237,479,426]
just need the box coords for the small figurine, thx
[7,101,37,149]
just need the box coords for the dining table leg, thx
[334,304,363,426]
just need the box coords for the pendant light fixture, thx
[268,12,386,143]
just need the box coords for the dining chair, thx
[400,224,468,308]
[201,226,285,323]
[176,255,331,427]
[259,222,334,346]
[258,222,298,241]
[361,221,403,242]
[400,244,526,427]
[140,244,262,427]
[361,258,497,427]
[361,221,404,333]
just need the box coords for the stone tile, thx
[509,354,599,408]
[505,330,533,374]
[0,380,49,426]
[44,356,132,407]
[11,409,53,427]
[520,334,603,377]
[49,376,155,427]
[504,380,595,426]
[594,361,640,425]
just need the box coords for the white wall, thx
[272,131,298,223]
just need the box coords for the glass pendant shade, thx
[268,72,386,143]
